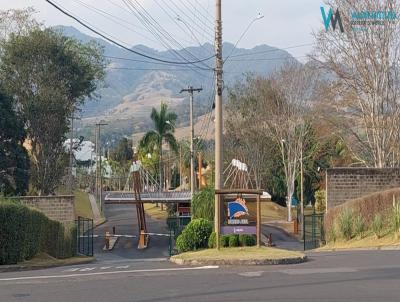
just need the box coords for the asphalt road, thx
[93,203,170,261]
[1,250,400,301]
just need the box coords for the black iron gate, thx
[303,212,325,250]
[167,216,191,256]
[76,216,94,256]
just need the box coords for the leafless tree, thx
[260,63,319,221]
[312,0,400,167]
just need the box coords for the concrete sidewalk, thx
[88,193,102,225]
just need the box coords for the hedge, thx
[325,188,400,235]
[0,201,76,265]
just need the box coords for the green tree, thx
[191,186,215,221]
[139,102,178,189]
[0,28,105,195]
[0,88,30,195]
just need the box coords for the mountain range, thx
[55,26,298,140]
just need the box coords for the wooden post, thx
[198,152,202,190]
[257,194,261,247]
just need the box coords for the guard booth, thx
[214,189,264,249]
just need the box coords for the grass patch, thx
[172,246,304,261]
[261,202,287,221]
[319,230,400,250]
[15,253,94,269]
[144,203,168,220]
[74,190,94,219]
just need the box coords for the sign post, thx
[215,189,264,249]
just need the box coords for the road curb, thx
[170,255,307,266]
[0,257,96,273]
[314,245,400,252]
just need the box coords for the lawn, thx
[143,203,168,220]
[319,231,400,251]
[171,246,305,261]
[74,190,94,219]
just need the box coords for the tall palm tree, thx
[139,102,178,191]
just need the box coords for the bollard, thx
[112,226,116,235]
[268,233,273,247]
[105,231,110,250]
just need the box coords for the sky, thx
[0,0,324,59]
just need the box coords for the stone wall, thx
[12,195,75,223]
[326,168,400,208]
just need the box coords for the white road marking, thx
[115,265,129,269]
[238,271,264,277]
[0,266,219,282]
[62,268,81,272]
[100,266,112,270]
[280,267,357,275]
[79,268,96,272]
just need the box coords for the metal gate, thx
[303,212,325,250]
[76,216,94,256]
[167,216,191,256]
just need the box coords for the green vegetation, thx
[176,218,212,253]
[139,102,178,188]
[191,186,215,221]
[372,214,384,239]
[171,246,305,262]
[353,214,366,239]
[208,233,256,248]
[74,190,93,219]
[0,88,30,195]
[0,201,76,265]
[0,24,105,195]
[314,190,326,213]
[337,208,353,240]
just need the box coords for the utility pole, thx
[180,86,202,196]
[300,142,304,237]
[69,115,74,194]
[95,122,107,213]
[214,0,223,247]
[198,152,202,190]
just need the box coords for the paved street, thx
[1,250,400,301]
[2,203,400,301]
[94,203,170,261]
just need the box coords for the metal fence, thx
[167,216,191,256]
[76,216,94,256]
[303,212,325,250]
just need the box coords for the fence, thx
[167,216,191,256]
[303,211,325,250]
[76,216,94,256]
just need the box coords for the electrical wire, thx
[46,0,215,65]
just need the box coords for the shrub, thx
[327,223,337,243]
[337,208,353,240]
[372,214,384,239]
[228,235,239,247]
[353,214,366,239]
[314,190,326,213]
[220,235,230,247]
[208,232,216,248]
[191,187,215,221]
[391,198,400,236]
[0,201,76,265]
[176,218,212,253]
[238,234,256,246]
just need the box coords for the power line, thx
[228,43,315,59]
[46,0,215,65]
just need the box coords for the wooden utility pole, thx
[69,115,74,194]
[198,152,202,189]
[95,122,107,213]
[214,0,223,249]
[180,86,202,196]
